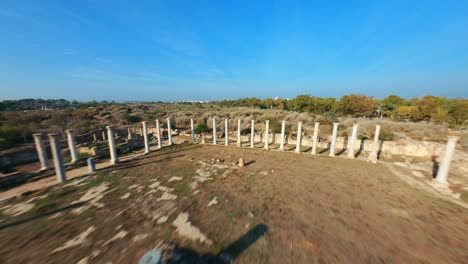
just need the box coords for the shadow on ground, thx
[140,224,268,264]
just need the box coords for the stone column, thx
[237,119,242,147]
[87,157,96,173]
[435,136,460,184]
[250,120,255,148]
[48,133,66,183]
[295,122,303,153]
[346,124,359,159]
[212,118,217,145]
[225,118,229,146]
[264,120,270,150]
[167,118,173,146]
[66,129,79,163]
[279,120,286,151]
[156,120,162,149]
[127,128,132,140]
[93,133,97,142]
[107,126,119,165]
[311,122,319,155]
[33,133,49,170]
[367,125,381,163]
[102,130,107,141]
[190,118,196,143]
[142,121,150,154]
[329,122,339,157]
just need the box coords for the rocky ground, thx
[0,143,467,263]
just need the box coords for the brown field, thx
[0,143,467,263]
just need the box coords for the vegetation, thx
[0,94,466,151]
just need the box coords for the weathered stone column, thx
[329,122,339,157]
[102,130,107,141]
[106,126,119,165]
[92,133,97,142]
[167,118,173,146]
[33,133,49,170]
[367,125,381,163]
[264,120,270,150]
[237,119,242,147]
[156,120,162,149]
[66,129,79,163]
[127,128,132,140]
[295,122,303,153]
[435,136,460,184]
[311,122,319,155]
[190,118,196,143]
[225,118,229,146]
[212,118,217,145]
[250,120,255,148]
[87,157,96,173]
[48,133,66,183]
[279,120,286,151]
[142,121,150,154]
[346,124,359,159]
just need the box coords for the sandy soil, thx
[0,143,467,263]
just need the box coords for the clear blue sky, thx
[1,0,467,101]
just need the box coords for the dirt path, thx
[0,144,467,263]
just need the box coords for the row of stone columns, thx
[207,120,382,163]
[33,117,459,186]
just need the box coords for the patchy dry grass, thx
[0,143,467,263]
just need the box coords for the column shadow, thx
[431,155,439,178]
[336,137,349,156]
[355,139,367,157]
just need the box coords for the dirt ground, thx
[0,143,467,263]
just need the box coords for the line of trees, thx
[215,94,467,126]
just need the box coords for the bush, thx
[195,123,210,134]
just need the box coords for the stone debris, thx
[412,171,425,178]
[158,186,175,192]
[193,190,200,195]
[120,193,131,199]
[1,200,35,217]
[48,212,64,220]
[77,257,89,264]
[132,234,149,243]
[104,230,128,246]
[248,211,254,218]
[238,158,245,167]
[129,184,141,189]
[149,181,160,189]
[64,177,88,187]
[208,197,218,207]
[157,192,177,201]
[53,226,96,253]
[259,170,269,176]
[168,176,183,182]
[157,216,169,224]
[72,182,110,215]
[173,213,212,245]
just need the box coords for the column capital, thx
[33,133,43,137]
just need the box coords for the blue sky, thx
[1,0,467,101]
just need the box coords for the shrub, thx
[195,123,210,134]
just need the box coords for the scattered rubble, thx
[53,226,96,253]
[172,213,212,245]
[208,197,218,207]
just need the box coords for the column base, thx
[367,153,378,163]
